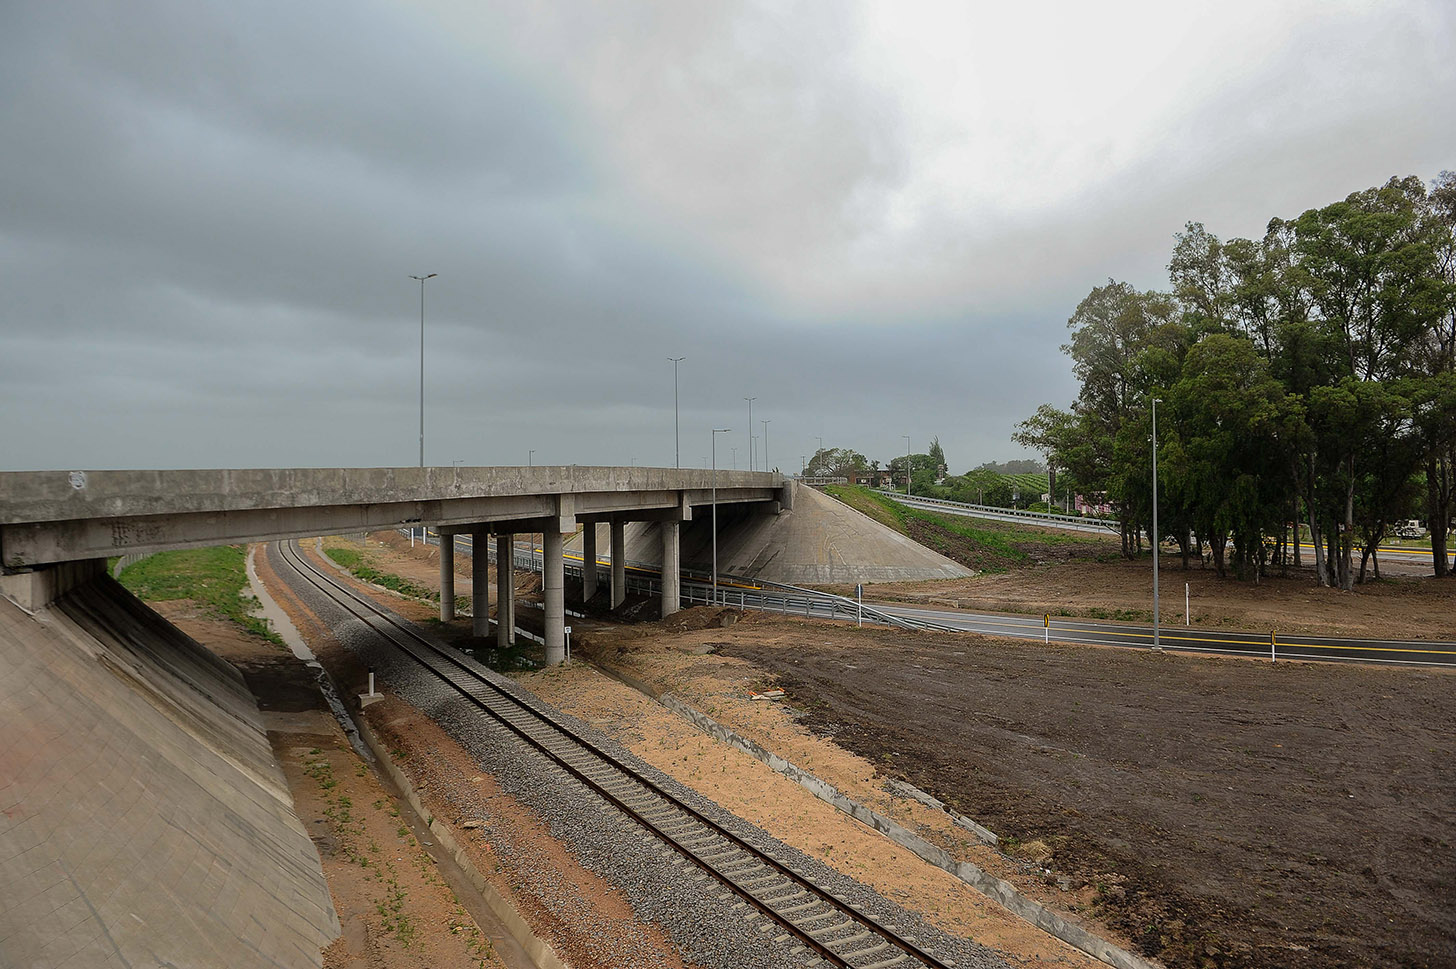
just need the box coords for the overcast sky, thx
[3,0,1453,474]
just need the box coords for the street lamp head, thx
[713,427,731,433]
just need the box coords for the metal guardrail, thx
[879,491,1121,534]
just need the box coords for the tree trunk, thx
[1291,496,1301,568]
[1308,464,1328,587]
[1210,529,1227,578]
[1340,457,1356,591]
[1427,453,1452,578]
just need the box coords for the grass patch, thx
[325,546,470,613]
[118,545,283,645]
[823,485,1030,569]
[824,484,908,530]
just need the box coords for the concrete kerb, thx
[352,714,570,969]
[588,659,1161,969]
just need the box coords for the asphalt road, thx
[874,601,1456,668]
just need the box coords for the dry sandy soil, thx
[152,600,507,969]
[286,536,1110,967]
[569,610,1456,969]
[282,532,1456,968]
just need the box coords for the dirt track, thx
[713,627,1456,969]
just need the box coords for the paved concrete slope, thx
[0,578,339,968]
[573,482,972,585]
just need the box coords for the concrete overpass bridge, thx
[0,466,789,664]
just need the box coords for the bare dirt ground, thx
[277,533,1456,967]
[288,537,1110,966]
[518,644,1103,969]
[152,601,506,969]
[254,542,698,969]
[569,610,1456,969]
[819,555,1456,640]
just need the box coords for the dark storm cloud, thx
[1,1,1452,474]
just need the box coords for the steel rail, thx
[277,540,953,969]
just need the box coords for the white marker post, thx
[1186,583,1190,626]
[856,583,863,628]
[1044,613,1050,644]
[1271,630,1276,664]
[565,625,572,662]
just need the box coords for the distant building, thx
[1074,493,1113,516]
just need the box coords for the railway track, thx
[275,539,958,969]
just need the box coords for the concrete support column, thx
[661,521,681,618]
[610,520,626,609]
[543,529,566,665]
[582,523,599,601]
[496,533,514,648]
[439,532,456,622]
[471,528,489,637]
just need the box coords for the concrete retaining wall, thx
[0,578,339,968]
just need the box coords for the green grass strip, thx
[325,546,470,614]
[118,545,283,645]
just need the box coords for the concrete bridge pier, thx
[661,522,680,617]
[582,523,599,600]
[496,533,514,648]
[610,520,626,609]
[439,532,456,622]
[543,529,565,664]
[471,527,489,637]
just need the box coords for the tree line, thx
[1014,172,1456,586]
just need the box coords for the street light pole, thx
[669,357,685,468]
[743,398,756,471]
[1152,397,1162,651]
[528,449,535,468]
[712,428,731,604]
[761,419,771,471]
[409,273,437,467]
[903,435,912,497]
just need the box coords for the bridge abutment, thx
[0,558,107,613]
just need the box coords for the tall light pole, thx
[1152,397,1162,651]
[903,435,912,496]
[761,419,771,471]
[712,428,731,604]
[743,398,757,471]
[409,273,437,466]
[731,447,737,470]
[669,357,685,468]
[814,436,824,474]
[528,449,535,468]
